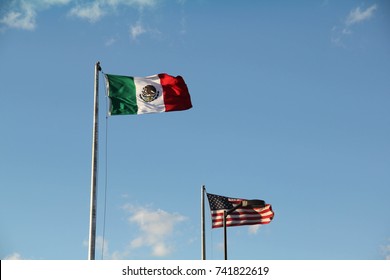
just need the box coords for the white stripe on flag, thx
[134,75,165,114]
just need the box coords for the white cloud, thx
[248,224,261,235]
[95,236,110,258]
[331,4,378,47]
[69,0,158,22]
[216,241,224,252]
[1,0,185,43]
[105,37,117,46]
[130,21,146,40]
[124,204,187,257]
[0,0,71,30]
[69,2,105,23]
[0,0,158,30]
[83,204,187,259]
[41,0,72,5]
[382,239,390,260]
[83,235,127,260]
[345,5,377,26]
[106,0,158,9]
[0,2,36,30]
[4,252,23,260]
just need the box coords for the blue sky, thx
[0,0,389,260]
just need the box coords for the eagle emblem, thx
[140,85,160,102]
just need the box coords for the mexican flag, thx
[104,73,192,115]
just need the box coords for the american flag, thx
[206,193,274,228]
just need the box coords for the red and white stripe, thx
[210,204,274,229]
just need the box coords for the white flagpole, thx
[88,61,101,260]
[201,185,206,260]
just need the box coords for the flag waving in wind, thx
[206,193,274,228]
[105,73,192,115]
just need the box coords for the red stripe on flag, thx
[210,204,274,228]
[159,73,192,112]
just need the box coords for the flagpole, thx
[223,210,228,260]
[201,185,206,260]
[88,61,101,260]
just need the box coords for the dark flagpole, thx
[201,185,206,260]
[88,61,101,260]
[223,210,228,260]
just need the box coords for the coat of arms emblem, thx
[140,85,160,102]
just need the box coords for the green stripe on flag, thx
[106,74,138,115]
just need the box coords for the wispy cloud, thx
[1,0,186,44]
[130,21,146,40]
[86,204,188,259]
[0,0,73,30]
[0,5,35,30]
[115,0,158,9]
[382,238,390,260]
[69,2,105,23]
[345,5,377,26]
[0,0,158,30]
[331,4,378,47]
[105,37,117,46]
[248,224,261,234]
[124,204,187,257]
[68,0,158,23]
[3,252,23,260]
[1,1,37,30]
